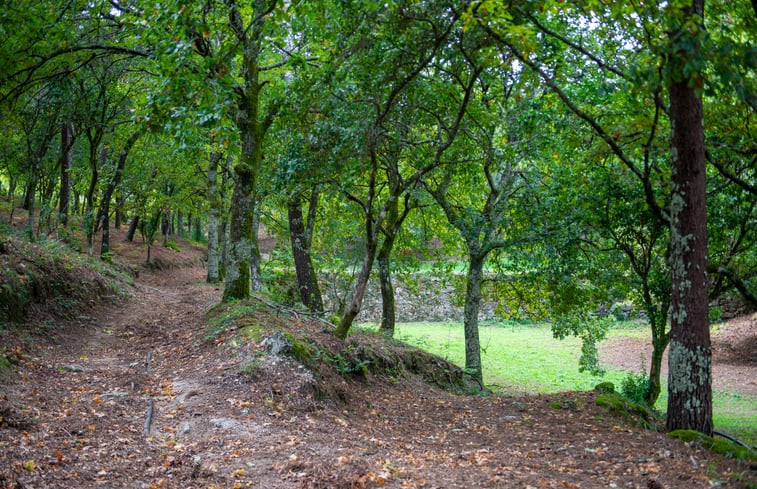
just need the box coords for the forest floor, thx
[1,234,756,488]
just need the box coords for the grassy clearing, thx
[359,320,757,446]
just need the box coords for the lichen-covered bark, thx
[223,174,255,301]
[666,0,712,435]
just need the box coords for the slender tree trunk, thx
[377,190,410,338]
[220,215,230,280]
[666,0,712,435]
[207,152,222,283]
[115,194,124,229]
[8,178,16,224]
[463,252,485,384]
[22,180,33,210]
[647,331,668,406]
[219,154,232,280]
[377,239,396,338]
[288,193,323,312]
[126,215,139,242]
[85,146,106,255]
[176,211,183,237]
[26,166,38,239]
[8,177,16,201]
[161,212,169,245]
[250,202,262,291]
[59,122,73,227]
[98,130,141,258]
[335,238,378,339]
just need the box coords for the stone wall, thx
[321,274,501,323]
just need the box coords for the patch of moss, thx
[283,331,314,364]
[595,392,659,430]
[239,323,266,342]
[668,430,756,461]
[0,355,12,371]
[550,401,563,410]
[594,381,616,394]
[204,301,264,340]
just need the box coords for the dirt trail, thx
[1,266,755,488]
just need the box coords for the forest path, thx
[1,266,754,488]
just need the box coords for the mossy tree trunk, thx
[287,190,323,313]
[224,172,255,300]
[462,251,486,384]
[223,0,277,301]
[665,0,712,435]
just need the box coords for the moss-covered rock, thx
[668,430,756,461]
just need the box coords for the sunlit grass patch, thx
[360,320,757,446]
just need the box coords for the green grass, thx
[359,320,757,447]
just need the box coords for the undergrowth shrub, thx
[620,371,650,405]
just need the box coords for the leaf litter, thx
[1,265,755,488]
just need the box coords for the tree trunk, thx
[647,332,668,406]
[220,215,230,280]
[8,177,16,224]
[22,179,33,210]
[176,211,183,237]
[377,189,410,338]
[463,252,485,385]
[161,212,169,245]
[666,0,712,435]
[219,154,233,280]
[377,239,396,338]
[59,122,73,227]
[335,238,378,339]
[287,193,323,313]
[26,166,38,239]
[115,194,124,229]
[223,0,269,301]
[223,172,255,301]
[250,202,262,291]
[207,152,222,283]
[85,146,106,255]
[126,215,139,242]
[98,130,141,258]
